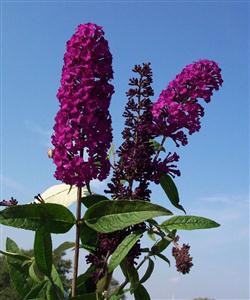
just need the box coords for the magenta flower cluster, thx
[152,59,223,146]
[52,23,114,186]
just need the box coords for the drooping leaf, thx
[23,281,47,300]
[34,184,89,207]
[96,274,108,293]
[80,222,97,252]
[127,263,139,292]
[84,200,172,233]
[151,238,171,254]
[134,284,151,300]
[147,230,156,241]
[0,203,75,233]
[155,253,170,266]
[46,281,64,300]
[82,194,109,208]
[53,241,75,256]
[5,237,32,297]
[107,143,115,160]
[0,249,31,261]
[140,257,154,284]
[50,265,64,294]
[77,266,96,294]
[69,293,97,300]
[29,261,45,282]
[34,229,52,277]
[108,232,142,273]
[160,215,220,231]
[160,174,186,213]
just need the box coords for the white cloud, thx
[0,174,28,196]
[24,120,52,147]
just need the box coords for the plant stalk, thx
[71,186,82,297]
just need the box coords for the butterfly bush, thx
[0,23,224,300]
[52,23,114,187]
[152,60,223,146]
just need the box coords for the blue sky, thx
[0,1,249,299]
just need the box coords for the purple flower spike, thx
[52,23,114,187]
[152,59,223,146]
[0,197,18,207]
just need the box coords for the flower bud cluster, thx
[152,59,223,146]
[0,197,18,206]
[52,23,114,186]
[172,236,193,274]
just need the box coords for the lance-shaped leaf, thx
[69,293,97,300]
[77,266,96,294]
[53,241,75,256]
[108,232,142,273]
[134,284,151,300]
[155,253,170,266]
[127,263,139,292]
[0,203,75,233]
[84,200,172,233]
[82,194,109,209]
[5,238,32,297]
[140,257,154,284]
[29,261,45,282]
[160,174,186,213]
[160,215,220,231]
[34,229,52,277]
[23,281,47,300]
[0,249,31,261]
[150,139,166,152]
[150,230,176,254]
[80,223,97,252]
[46,281,64,300]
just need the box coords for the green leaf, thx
[140,257,154,284]
[108,232,142,273]
[0,249,31,261]
[151,238,171,254]
[77,266,96,294]
[69,293,97,300]
[46,281,64,300]
[127,263,139,292]
[107,143,115,160]
[53,241,75,256]
[134,284,151,300]
[0,203,75,233]
[160,215,220,231]
[34,229,52,277]
[82,194,110,208]
[50,265,64,294]
[29,261,45,282]
[155,253,170,266]
[80,222,97,252]
[160,174,186,213]
[23,281,47,300]
[96,274,108,293]
[150,139,166,152]
[84,200,172,233]
[147,230,156,241]
[5,238,32,297]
